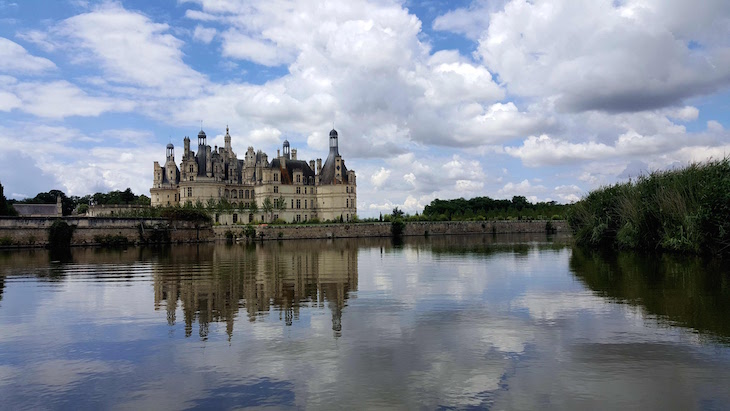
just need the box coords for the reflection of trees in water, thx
[153,241,358,340]
[570,247,730,342]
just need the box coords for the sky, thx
[0,0,729,217]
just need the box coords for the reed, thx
[568,158,730,255]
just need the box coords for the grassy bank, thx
[568,158,730,255]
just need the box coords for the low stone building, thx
[13,196,62,217]
[151,127,357,223]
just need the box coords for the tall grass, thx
[568,158,730,255]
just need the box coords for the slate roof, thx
[269,158,316,184]
[319,152,349,185]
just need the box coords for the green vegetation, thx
[9,187,149,216]
[0,182,16,216]
[422,196,568,221]
[568,158,730,255]
[48,220,75,250]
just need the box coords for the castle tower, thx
[166,143,174,162]
[283,140,290,159]
[329,129,339,156]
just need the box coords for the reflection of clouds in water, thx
[0,364,18,387]
[31,359,126,389]
[513,291,612,322]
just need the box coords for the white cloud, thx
[192,25,216,44]
[505,135,615,167]
[474,0,730,112]
[0,37,56,73]
[497,179,547,202]
[370,167,391,188]
[12,80,135,119]
[50,2,207,96]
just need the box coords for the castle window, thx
[304,199,307,209]
[233,214,238,223]
[215,214,219,223]
[291,199,294,208]
[239,190,243,198]
[296,174,301,183]
[296,214,301,222]
[187,188,192,197]
[274,173,278,182]
[346,199,349,208]
[304,215,307,222]
[189,165,194,173]
[304,187,307,194]
[245,190,250,199]
[296,199,301,209]
[296,187,301,194]
[274,186,278,193]
[274,214,278,220]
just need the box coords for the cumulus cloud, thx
[0,37,56,73]
[192,25,216,44]
[471,0,730,113]
[370,167,391,188]
[48,2,207,96]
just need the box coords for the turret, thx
[283,140,290,159]
[198,129,207,147]
[329,129,339,156]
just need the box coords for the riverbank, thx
[568,157,730,255]
[0,217,568,248]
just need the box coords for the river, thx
[0,234,729,410]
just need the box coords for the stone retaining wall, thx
[214,220,569,241]
[0,217,214,247]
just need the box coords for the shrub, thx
[48,220,75,249]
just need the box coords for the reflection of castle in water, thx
[153,241,358,339]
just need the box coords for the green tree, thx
[0,182,16,216]
[262,197,274,222]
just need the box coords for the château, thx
[151,127,356,223]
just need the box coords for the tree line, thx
[4,188,150,216]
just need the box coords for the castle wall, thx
[0,217,214,246]
[212,220,570,241]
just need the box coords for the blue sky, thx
[0,0,729,217]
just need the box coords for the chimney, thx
[316,158,322,175]
[291,149,297,160]
[309,160,315,171]
[277,149,280,158]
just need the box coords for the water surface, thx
[1,235,729,410]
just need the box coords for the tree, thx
[262,197,274,222]
[275,195,287,211]
[392,207,404,219]
[0,182,16,216]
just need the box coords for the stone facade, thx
[151,127,357,223]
